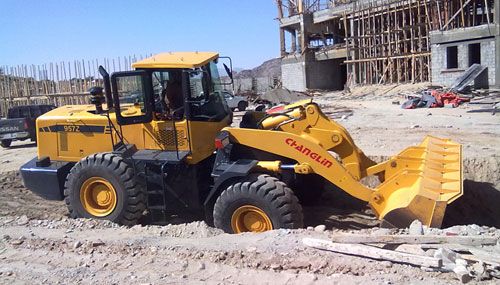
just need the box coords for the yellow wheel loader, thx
[20,52,463,233]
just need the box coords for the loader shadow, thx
[303,186,380,230]
[442,180,500,228]
[136,187,381,229]
[135,180,500,230]
[138,211,204,226]
[303,206,379,230]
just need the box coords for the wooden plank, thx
[436,1,443,30]
[329,234,499,246]
[459,0,466,27]
[461,253,500,268]
[420,243,471,252]
[421,243,500,267]
[344,52,431,63]
[484,0,491,24]
[303,238,442,268]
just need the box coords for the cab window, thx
[115,76,145,108]
[111,70,153,125]
[152,70,184,119]
[186,62,229,121]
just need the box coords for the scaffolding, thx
[0,54,152,117]
[276,0,496,86]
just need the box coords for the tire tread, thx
[63,152,146,225]
[213,174,303,233]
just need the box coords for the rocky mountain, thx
[234,58,281,79]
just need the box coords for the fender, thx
[203,155,258,224]
[204,158,258,207]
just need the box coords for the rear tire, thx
[237,101,248,112]
[64,153,146,226]
[0,139,12,148]
[213,174,303,233]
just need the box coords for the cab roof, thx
[132,52,219,69]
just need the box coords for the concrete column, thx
[300,20,307,53]
[280,29,286,57]
[495,1,500,87]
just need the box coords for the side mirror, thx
[219,56,235,93]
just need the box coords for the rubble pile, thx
[305,221,500,283]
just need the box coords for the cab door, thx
[111,70,154,125]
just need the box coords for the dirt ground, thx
[0,84,499,284]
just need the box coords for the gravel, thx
[0,84,499,284]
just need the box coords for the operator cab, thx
[101,52,232,127]
[87,52,235,164]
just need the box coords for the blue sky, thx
[0,0,279,69]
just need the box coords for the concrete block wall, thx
[282,58,307,91]
[482,40,496,86]
[222,77,279,94]
[234,78,253,92]
[255,77,276,93]
[282,54,345,91]
[431,38,496,87]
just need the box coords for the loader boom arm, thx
[224,100,463,228]
[260,101,377,180]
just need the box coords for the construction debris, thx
[327,234,498,246]
[402,89,470,109]
[467,90,500,115]
[450,64,489,93]
[255,88,311,105]
[303,221,500,283]
[303,238,443,268]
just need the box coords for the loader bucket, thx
[369,136,462,228]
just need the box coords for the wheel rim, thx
[231,205,273,233]
[80,177,117,217]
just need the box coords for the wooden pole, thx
[303,238,442,268]
[484,0,491,24]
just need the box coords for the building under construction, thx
[276,0,499,91]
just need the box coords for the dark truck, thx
[0,105,55,148]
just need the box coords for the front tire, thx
[213,174,303,233]
[64,153,146,226]
[1,139,12,148]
